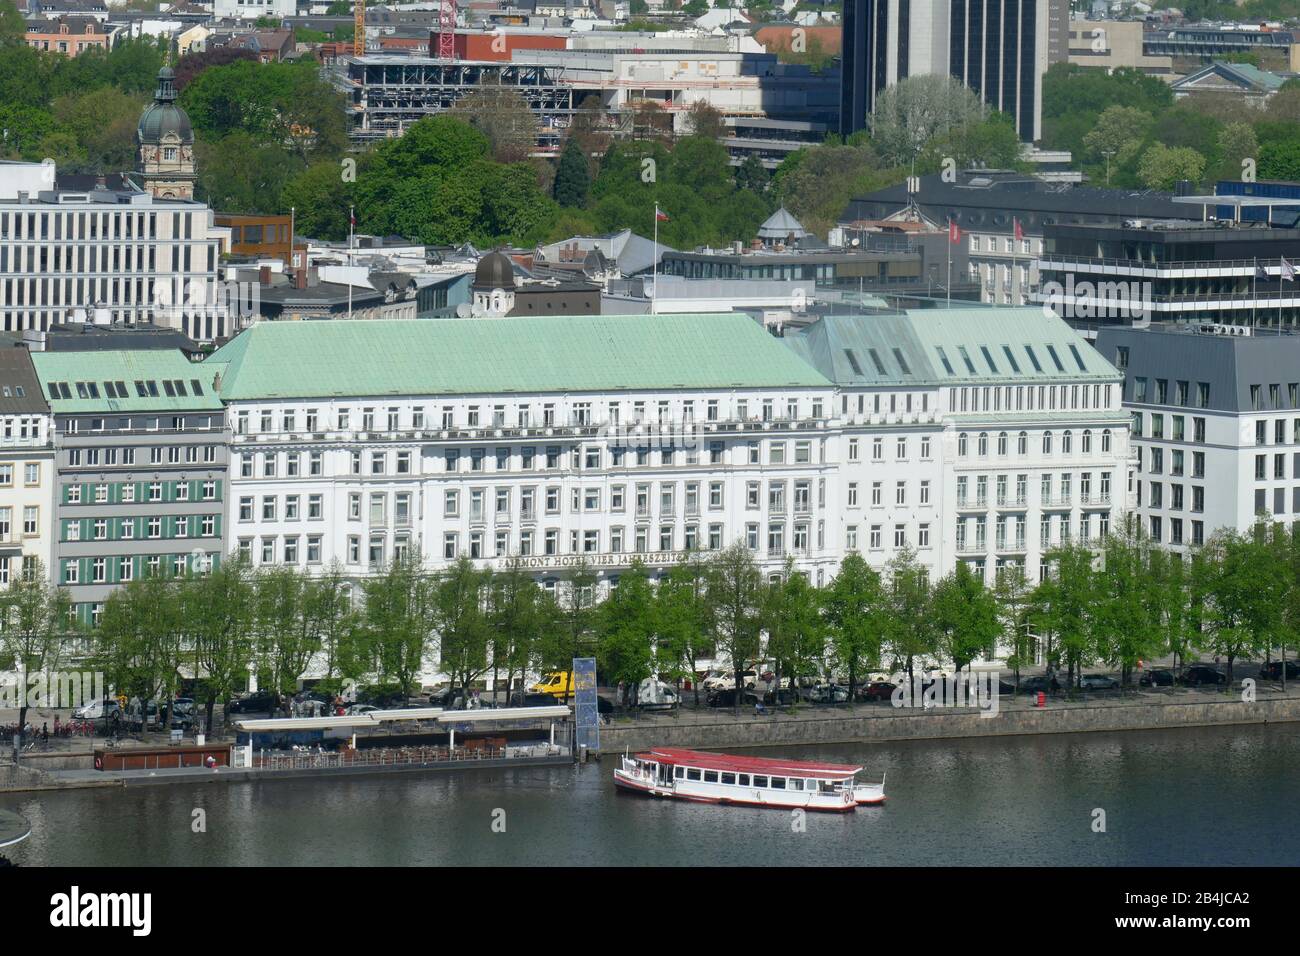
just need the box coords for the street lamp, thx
[1102,149,1117,186]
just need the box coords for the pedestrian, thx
[41,723,48,743]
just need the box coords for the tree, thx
[821,552,884,704]
[1216,121,1260,182]
[553,135,591,208]
[706,542,763,713]
[882,548,934,681]
[0,561,73,758]
[597,562,657,707]
[1082,105,1153,167]
[932,562,999,676]
[1137,143,1206,191]
[281,161,355,241]
[0,1,24,45]
[1034,542,1098,688]
[761,560,826,706]
[735,153,770,195]
[869,74,989,166]
[994,566,1035,690]
[364,552,439,705]
[253,566,325,706]
[548,558,598,704]
[772,140,898,238]
[306,563,360,682]
[184,558,255,736]
[447,84,539,165]
[489,561,551,703]
[95,572,185,730]
[1093,528,1162,687]
[655,554,714,704]
[51,87,147,174]
[173,45,259,91]
[684,100,726,140]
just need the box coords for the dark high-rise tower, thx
[840,0,1060,143]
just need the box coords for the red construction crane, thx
[436,0,456,60]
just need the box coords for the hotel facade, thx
[208,309,1133,603]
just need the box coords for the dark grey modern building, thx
[1096,323,1300,550]
[840,0,1069,142]
[29,348,227,625]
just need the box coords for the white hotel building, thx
[207,307,1132,599]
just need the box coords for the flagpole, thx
[946,218,952,310]
[1253,256,1257,329]
[348,203,355,318]
[652,204,658,316]
[1280,257,1283,328]
[1012,219,1018,307]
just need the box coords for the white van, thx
[636,679,679,710]
[73,698,121,721]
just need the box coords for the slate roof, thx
[0,347,50,416]
[31,350,222,414]
[785,307,1121,386]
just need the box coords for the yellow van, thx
[530,671,576,699]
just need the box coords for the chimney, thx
[259,265,272,286]
[294,267,308,290]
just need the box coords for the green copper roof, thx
[784,307,1121,386]
[31,349,223,414]
[207,314,831,401]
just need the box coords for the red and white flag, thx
[655,205,670,223]
[350,207,356,228]
[948,219,962,244]
[1283,256,1296,281]
[1014,217,1024,242]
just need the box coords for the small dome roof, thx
[474,251,516,289]
[138,66,194,145]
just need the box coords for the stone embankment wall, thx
[597,694,1300,754]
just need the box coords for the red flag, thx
[655,206,670,223]
[1014,217,1024,242]
[948,220,962,244]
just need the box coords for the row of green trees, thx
[6,521,1298,738]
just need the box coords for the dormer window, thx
[163,147,177,161]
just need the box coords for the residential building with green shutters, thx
[31,349,228,624]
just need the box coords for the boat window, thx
[805,779,817,791]
[738,774,750,786]
[771,777,786,790]
[721,773,736,785]
[674,766,684,779]
[753,775,768,788]
[703,771,719,783]
[686,768,701,781]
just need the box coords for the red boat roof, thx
[635,747,861,780]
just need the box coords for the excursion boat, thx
[613,747,886,812]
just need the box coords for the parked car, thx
[762,687,801,707]
[169,698,196,729]
[1020,675,1061,695]
[226,692,278,715]
[427,685,466,709]
[73,698,122,722]
[1139,669,1175,687]
[1180,665,1226,687]
[997,680,1016,696]
[702,670,757,692]
[1260,660,1300,680]
[1079,674,1120,691]
[346,703,380,716]
[706,687,759,708]
[806,683,850,704]
[858,681,897,702]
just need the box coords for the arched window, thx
[1101,429,1112,453]
[1081,429,1092,454]
[997,431,1008,456]
[1042,431,1053,455]
[1062,430,1073,454]
[978,432,989,456]
[958,432,968,456]
[1017,431,1028,455]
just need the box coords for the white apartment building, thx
[1096,324,1300,550]
[0,160,232,342]
[209,308,1131,606]
[0,349,54,583]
